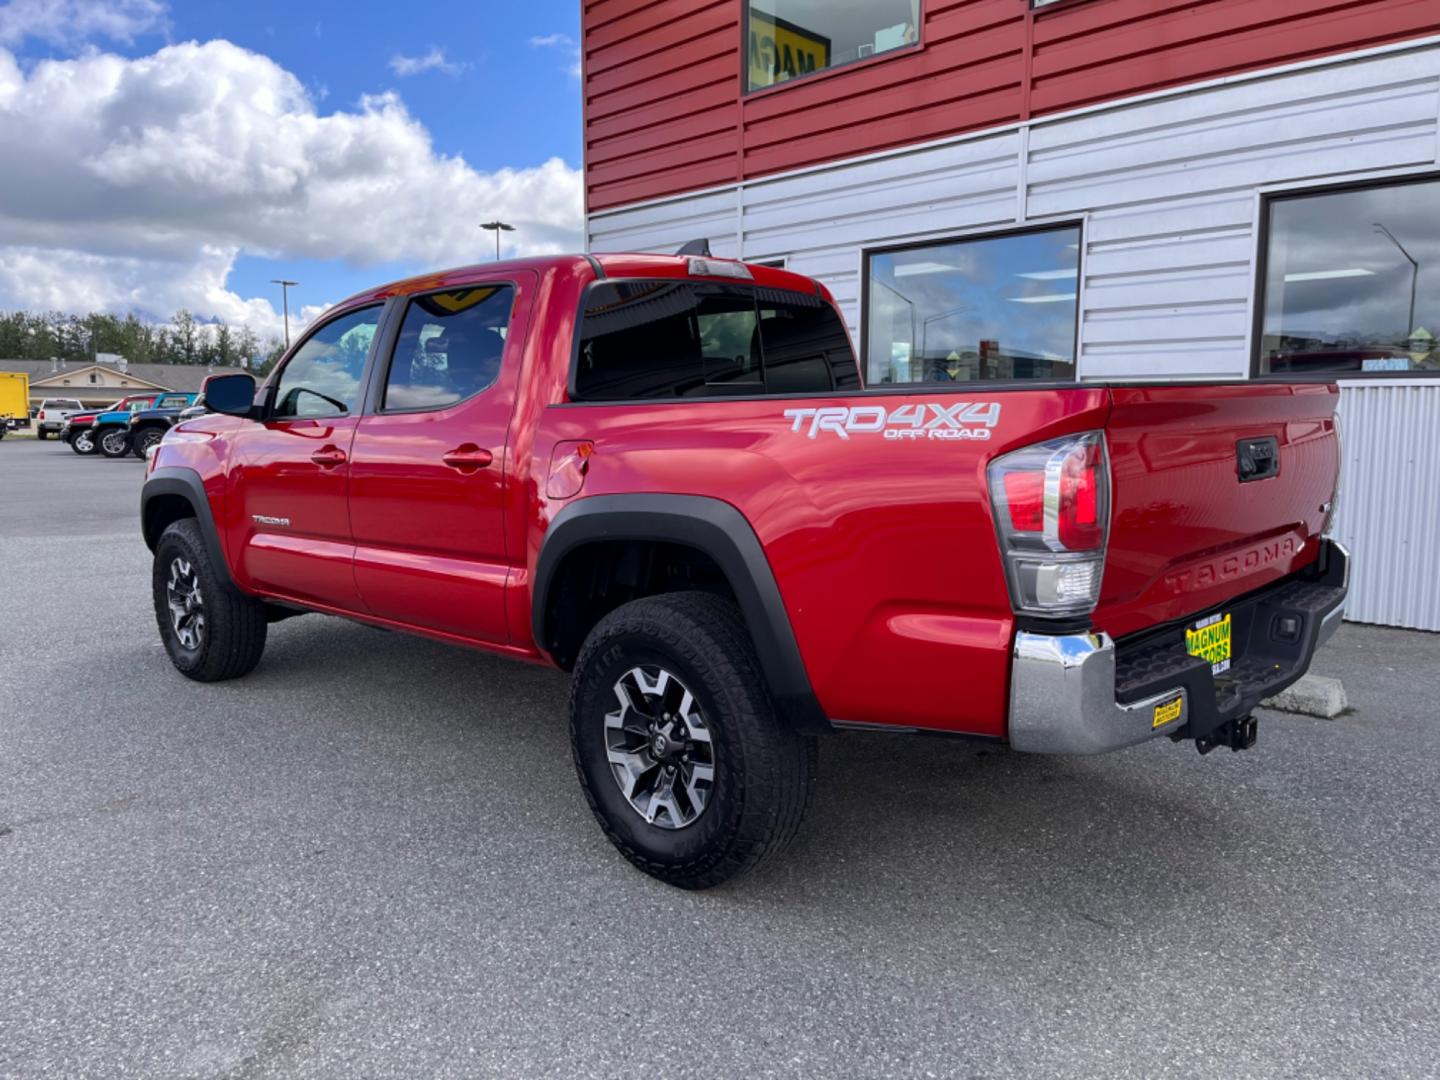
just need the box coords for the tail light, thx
[988,431,1111,617]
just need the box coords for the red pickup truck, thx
[141,254,1347,887]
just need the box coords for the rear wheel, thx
[152,518,268,681]
[132,426,164,458]
[97,426,130,458]
[570,592,816,889]
[36,429,47,440]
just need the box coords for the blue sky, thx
[0,0,584,342]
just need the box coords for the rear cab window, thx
[573,280,859,401]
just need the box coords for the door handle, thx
[443,445,494,472]
[311,445,347,468]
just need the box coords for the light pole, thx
[480,220,515,260]
[1374,223,1419,340]
[271,279,298,349]
[921,305,975,364]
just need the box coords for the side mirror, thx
[178,405,207,421]
[201,373,257,418]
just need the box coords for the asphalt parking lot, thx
[2,436,1437,1078]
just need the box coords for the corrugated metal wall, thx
[583,0,1440,212]
[588,42,1440,630]
[1334,382,1440,631]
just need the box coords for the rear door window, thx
[381,286,514,411]
[573,281,858,400]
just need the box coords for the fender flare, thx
[141,467,236,589]
[533,494,830,733]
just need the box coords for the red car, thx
[140,254,1347,887]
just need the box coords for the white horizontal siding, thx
[1333,383,1440,632]
[587,44,1440,627]
[588,188,739,259]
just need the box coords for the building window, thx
[746,1,920,93]
[1258,177,1440,376]
[864,225,1081,385]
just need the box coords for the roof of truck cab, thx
[335,254,825,309]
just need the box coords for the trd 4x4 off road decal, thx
[783,402,1002,441]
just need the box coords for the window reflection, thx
[1260,180,1440,375]
[865,226,1080,385]
[384,287,513,410]
[747,1,919,92]
[272,306,380,418]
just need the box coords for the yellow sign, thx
[1186,613,1233,676]
[423,287,501,314]
[748,9,830,90]
[1153,696,1184,729]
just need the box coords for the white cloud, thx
[0,39,583,336]
[388,46,464,78]
[530,32,581,79]
[0,0,166,48]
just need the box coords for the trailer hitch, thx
[1195,715,1258,755]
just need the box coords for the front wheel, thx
[71,430,97,455]
[152,518,268,681]
[570,592,816,889]
[97,427,131,458]
[132,426,164,458]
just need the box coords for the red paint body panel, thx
[582,0,1440,211]
[1094,383,1338,639]
[152,253,1340,739]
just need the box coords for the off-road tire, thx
[132,426,164,458]
[152,518,267,682]
[570,591,816,889]
[97,426,131,458]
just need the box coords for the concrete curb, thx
[1262,674,1348,719]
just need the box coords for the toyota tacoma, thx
[140,254,1348,888]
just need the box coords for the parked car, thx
[35,398,84,439]
[140,254,1347,888]
[61,394,158,454]
[91,393,190,458]
[125,394,200,458]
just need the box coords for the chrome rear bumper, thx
[1008,541,1349,755]
[1009,632,1188,754]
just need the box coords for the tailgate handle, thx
[1236,437,1279,483]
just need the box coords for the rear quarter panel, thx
[531,389,1111,736]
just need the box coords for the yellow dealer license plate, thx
[1187,612,1232,676]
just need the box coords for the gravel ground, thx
[1,436,1437,1078]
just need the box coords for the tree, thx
[171,310,199,364]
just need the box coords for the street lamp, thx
[1373,222,1419,341]
[271,279,298,349]
[921,305,975,364]
[480,220,516,260]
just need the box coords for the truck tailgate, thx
[1095,382,1339,640]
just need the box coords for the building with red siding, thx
[582,0,1440,631]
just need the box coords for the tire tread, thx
[570,591,815,888]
